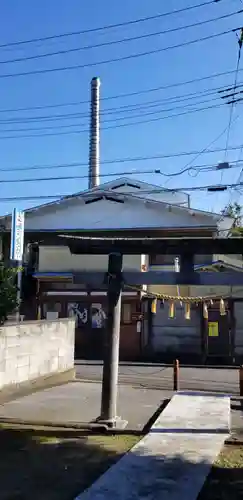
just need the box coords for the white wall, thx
[0,318,75,390]
[24,197,216,231]
[39,246,143,272]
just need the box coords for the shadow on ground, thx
[0,425,242,500]
[198,445,243,500]
[0,427,138,500]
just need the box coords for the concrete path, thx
[0,382,171,431]
[75,392,230,500]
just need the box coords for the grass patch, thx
[0,427,139,499]
[199,445,243,500]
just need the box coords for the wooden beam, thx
[66,238,243,255]
[72,271,243,286]
[4,231,242,255]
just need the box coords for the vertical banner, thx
[10,208,25,261]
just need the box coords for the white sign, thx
[10,208,25,261]
[174,257,180,272]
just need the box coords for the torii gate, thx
[60,235,243,428]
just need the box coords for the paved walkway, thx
[0,381,171,431]
[75,392,230,500]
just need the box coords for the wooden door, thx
[88,301,107,359]
[67,301,90,358]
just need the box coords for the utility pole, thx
[218,28,243,108]
[97,252,127,429]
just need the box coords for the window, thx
[43,302,61,320]
[122,303,132,324]
[149,255,176,266]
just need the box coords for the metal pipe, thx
[89,77,101,189]
[173,359,179,391]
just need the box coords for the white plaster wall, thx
[38,246,142,272]
[24,197,216,231]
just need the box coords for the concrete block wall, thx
[0,318,75,390]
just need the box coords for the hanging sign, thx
[10,208,25,261]
[208,321,219,337]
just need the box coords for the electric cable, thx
[0,1,222,49]
[181,112,241,172]
[0,90,232,124]
[0,100,240,139]
[0,88,236,125]
[2,181,243,202]
[0,70,242,113]
[0,96,229,133]
[0,11,240,66]
[1,145,243,174]
[0,162,242,185]
[224,29,243,162]
[0,27,239,80]
[0,94,226,127]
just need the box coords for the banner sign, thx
[10,208,25,261]
[208,321,219,337]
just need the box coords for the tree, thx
[0,263,18,325]
[221,202,243,236]
[222,202,242,226]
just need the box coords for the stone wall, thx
[0,318,75,390]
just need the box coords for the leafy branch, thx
[0,263,18,325]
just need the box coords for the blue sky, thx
[0,0,243,215]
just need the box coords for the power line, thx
[0,93,225,125]
[0,11,240,66]
[0,71,242,115]
[0,169,162,184]
[216,28,243,203]
[224,31,243,161]
[0,27,238,80]
[1,145,243,174]
[0,96,228,133]
[0,100,238,138]
[0,91,232,126]
[1,181,243,202]
[0,84,239,124]
[0,162,242,185]
[181,112,241,171]
[0,1,224,49]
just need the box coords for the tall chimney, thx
[89,77,101,189]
